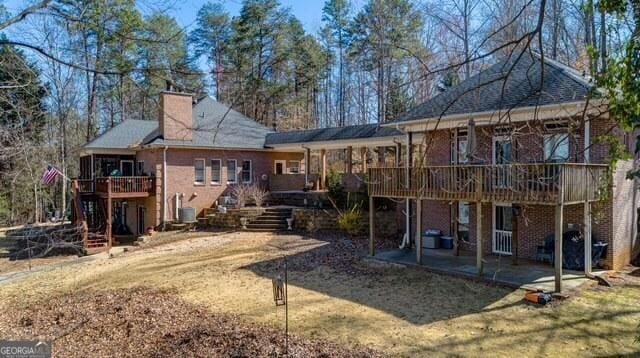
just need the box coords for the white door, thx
[493,203,513,255]
[492,136,512,188]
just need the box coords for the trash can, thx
[440,236,454,249]
[422,229,442,249]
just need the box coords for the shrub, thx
[326,170,346,209]
[337,205,364,236]
[248,184,268,207]
[231,184,251,208]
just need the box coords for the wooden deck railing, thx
[368,163,608,204]
[77,177,156,194]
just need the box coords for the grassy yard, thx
[0,231,638,357]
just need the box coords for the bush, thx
[248,184,268,207]
[337,206,364,236]
[326,170,346,208]
[231,184,251,208]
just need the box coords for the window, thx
[136,161,144,176]
[451,130,468,164]
[457,202,470,241]
[288,160,300,174]
[242,160,252,183]
[544,134,569,162]
[194,159,205,185]
[211,159,221,185]
[227,159,237,183]
[493,137,512,164]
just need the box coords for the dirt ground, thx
[0,230,639,357]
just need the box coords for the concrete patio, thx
[371,248,602,292]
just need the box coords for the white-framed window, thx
[287,160,300,174]
[544,133,569,162]
[451,130,468,164]
[227,159,237,184]
[211,159,221,185]
[194,159,205,185]
[242,160,252,183]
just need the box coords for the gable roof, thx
[143,97,273,150]
[84,119,158,150]
[393,52,596,124]
[264,123,403,147]
[83,97,274,152]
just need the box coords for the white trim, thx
[226,159,237,184]
[80,148,137,156]
[394,100,608,132]
[266,135,408,151]
[241,159,252,184]
[210,159,222,185]
[120,160,134,176]
[287,160,301,174]
[492,203,513,255]
[194,158,206,185]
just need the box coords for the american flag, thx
[41,165,60,185]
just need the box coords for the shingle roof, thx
[264,123,403,146]
[393,52,596,123]
[143,97,273,149]
[84,120,158,150]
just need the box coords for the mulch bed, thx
[0,288,384,357]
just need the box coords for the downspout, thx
[162,145,168,230]
[401,131,413,249]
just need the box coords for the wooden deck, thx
[77,177,156,198]
[368,163,608,205]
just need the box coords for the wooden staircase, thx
[245,208,292,232]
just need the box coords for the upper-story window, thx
[451,129,468,164]
[194,159,205,185]
[227,159,237,184]
[544,133,569,163]
[211,159,221,185]
[242,160,252,183]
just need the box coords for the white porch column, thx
[416,199,422,264]
[320,149,327,190]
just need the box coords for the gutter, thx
[162,145,168,230]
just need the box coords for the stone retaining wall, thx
[291,208,399,237]
[206,208,266,228]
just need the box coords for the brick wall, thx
[137,147,303,226]
[403,117,635,268]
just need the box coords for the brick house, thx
[76,53,638,286]
[366,53,639,291]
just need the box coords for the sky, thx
[3,0,359,36]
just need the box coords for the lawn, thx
[0,230,638,357]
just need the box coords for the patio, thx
[371,248,602,292]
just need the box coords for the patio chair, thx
[536,234,555,264]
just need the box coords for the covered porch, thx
[372,247,599,292]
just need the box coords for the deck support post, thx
[476,201,483,275]
[453,202,460,256]
[405,133,413,247]
[584,201,592,275]
[320,149,327,190]
[369,195,375,256]
[304,147,310,185]
[555,203,564,292]
[416,199,422,264]
[106,179,112,252]
[346,146,353,174]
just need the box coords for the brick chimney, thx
[159,91,193,141]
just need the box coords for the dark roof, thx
[84,97,274,151]
[143,97,273,149]
[265,123,403,146]
[84,120,158,150]
[393,52,596,123]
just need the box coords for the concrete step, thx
[246,223,287,230]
